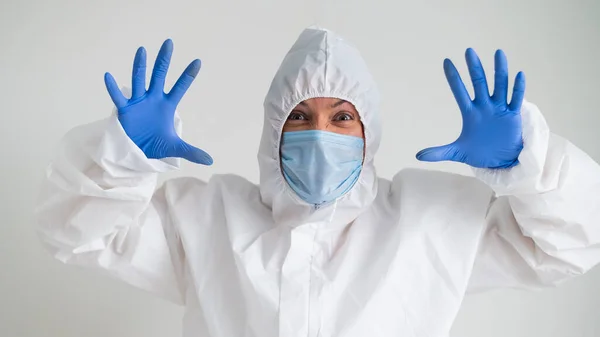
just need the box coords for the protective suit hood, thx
[258,27,381,227]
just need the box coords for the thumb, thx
[416,143,459,162]
[168,139,214,165]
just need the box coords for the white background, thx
[1,0,599,336]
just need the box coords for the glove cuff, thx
[471,100,551,196]
[92,111,182,173]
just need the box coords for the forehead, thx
[295,97,356,110]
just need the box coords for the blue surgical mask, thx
[281,130,364,205]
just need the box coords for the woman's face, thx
[282,97,364,138]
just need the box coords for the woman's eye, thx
[288,112,307,121]
[334,113,353,121]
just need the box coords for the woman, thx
[35,27,600,337]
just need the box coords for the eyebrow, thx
[296,99,349,108]
[331,99,348,108]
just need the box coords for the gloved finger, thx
[170,140,214,165]
[491,49,508,105]
[149,39,174,93]
[131,47,147,99]
[465,48,490,102]
[168,59,201,105]
[443,58,472,112]
[416,144,458,162]
[104,72,127,109]
[508,71,526,112]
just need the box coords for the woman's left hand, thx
[417,48,525,169]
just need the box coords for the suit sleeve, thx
[467,101,600,292]
[35,112,200,305]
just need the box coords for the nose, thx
[311,115,330,131]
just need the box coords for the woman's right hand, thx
[104,39,213,165]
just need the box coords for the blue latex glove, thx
[104,39,213,165]
[416,48,526,169]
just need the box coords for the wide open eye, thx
[333,112,354,122]
[287,111,308,121]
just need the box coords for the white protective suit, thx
[36,27,600,337]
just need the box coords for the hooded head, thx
[258,27,381,228]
